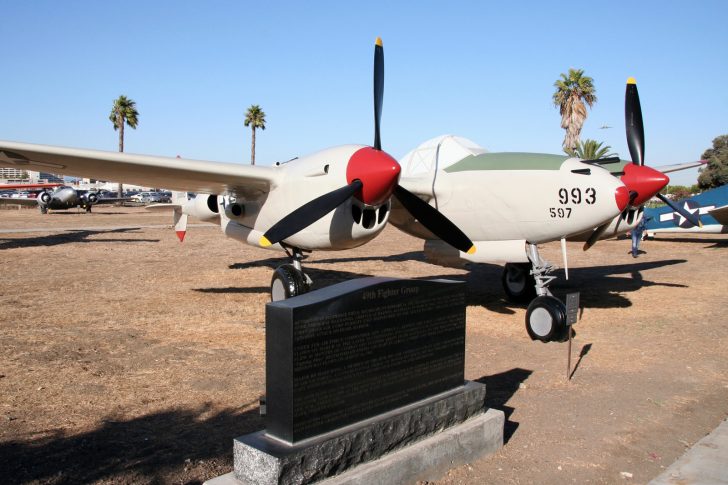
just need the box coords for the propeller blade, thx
[656,193,702,228]
[393,185,475,254]
[583,220,611,251]
[373,37,384,151]
[260,180,363,247]
[625,77,645,166]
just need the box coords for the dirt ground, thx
[1,205,726,485]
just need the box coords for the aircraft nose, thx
[615,186,630,211]
[346,147,401,206]
[621,164,669,207]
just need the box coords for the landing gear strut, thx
[270,246,312,301]
[502,243,568,342]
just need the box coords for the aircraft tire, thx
[525,295,567,342]
[39,205,48,214]
[502,263,537,303]
[270,264,309,301]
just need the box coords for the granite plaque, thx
[265,277,466,443]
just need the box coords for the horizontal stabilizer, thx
[145,203,183,212]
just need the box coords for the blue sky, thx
[1,1,726,185]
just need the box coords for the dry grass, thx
[1,206,727,484]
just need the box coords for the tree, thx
[565,139,617,160]
[697,134,728,189]
[244,105,266,165]
[109,95,139,200]
[553,69,597,152]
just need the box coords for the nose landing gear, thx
[502,243,568,342]
[270,246,312,301]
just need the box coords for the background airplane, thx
[0,184,126,213]
[627,184,728,256]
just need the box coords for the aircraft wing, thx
[654,160,707,174]
[708,205,728,225]
[0,197,38,207]
[0,141,280,199]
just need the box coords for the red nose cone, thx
[346,147,401,206]
[621,164,669,207]
[615,186,630,212]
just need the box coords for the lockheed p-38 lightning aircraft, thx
[0,41,689,342]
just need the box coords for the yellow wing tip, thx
[259,236,272,247]
[627,76,637,85]
[466,245,476,255]
[375,37,383,47]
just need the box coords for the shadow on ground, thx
[475,368,533,444]
[0,228,158,249]
[224,253,689,311]
[0,403,262,484]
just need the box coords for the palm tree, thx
[109,95,139,200]
[553,69,597,152]
[566,139,617,160]
[244,105,266,165]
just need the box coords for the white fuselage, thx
[390,152,627,264]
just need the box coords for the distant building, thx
[35,171,64,184]
[0,167,29,184]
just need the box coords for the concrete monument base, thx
[205,381,504,485]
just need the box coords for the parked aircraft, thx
[0,184,126,213]
[627,184,728,256]
[0,42,684,343]
[391,79,700,342]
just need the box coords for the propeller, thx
[584,77,700,251]
[260,38,475,254]
[260,181,363,247]
[624,78,700,226]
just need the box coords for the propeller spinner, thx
[260,38,475,254]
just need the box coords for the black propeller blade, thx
[393,185,475,254]
[373,37,384,151]
[260,180,363,247]
[655,193,702,228]
[625,78,645,166]
[583,220,611,251]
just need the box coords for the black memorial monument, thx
[228,277,500,485]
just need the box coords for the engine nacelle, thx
[87,192,99,204]
[183,194,219,221]
[39,191,52,204]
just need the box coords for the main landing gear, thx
[502,243,568,343]
[270,246,312,301]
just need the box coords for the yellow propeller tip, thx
[627,76,637,85]
[699,221,704,228]
[375,37,383,47]
[466,245,476,255]
[259,236,272,247]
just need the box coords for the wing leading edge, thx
[0,141,279,199]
